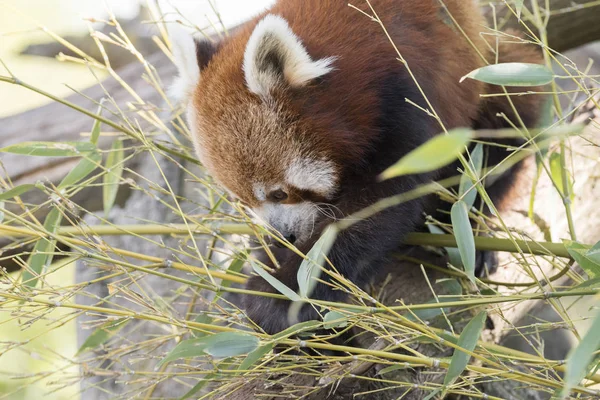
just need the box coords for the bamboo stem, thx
[0,223,575,259]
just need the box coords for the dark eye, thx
[267,189,288,203]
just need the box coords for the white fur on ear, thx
[167,23,201,103]
[243,15,335,97]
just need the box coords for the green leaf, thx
[573,277,600,290]
[191,314,213,338]
[323,311,349,329]
[0,141,97,157]
[22,207,62,289]
[459,143,483,209]
[58,152,102,190]
[451,201,476,281]
[406,296,462,322]
[443,311,487,387]
[157,332,259,368]
[251,261,302,302]
[0,202,4,223]
[237,343,275,372]
[549,152,573,201]
[422,388,443,400]
[272,320,322,340]
[529,159,544,225]
[77,318,129,355]
[380,129,472,180]
[564,241,600,278]
[180,358,229,400]
[297,226,337,298]
[157,339,207,368]
[203,332,259,358]
[90,105,103,145]
[428,225,463,268]
[587,240,600,258]
[560,311,600,399]
[103,140,125,217]
[438,279,463,296]
[0,184,37,201]
[219,252,248,290]
[461,63,553,87]
[180,374,216,400]
[515,0,524,18]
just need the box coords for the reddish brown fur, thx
[190,0,493,207]
[182,0,545,334]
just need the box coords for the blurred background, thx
[0,0,275,118]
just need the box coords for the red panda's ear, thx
[243,15,336,97]
[168,24,219,103]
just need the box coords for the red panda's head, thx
[170,15,343,246]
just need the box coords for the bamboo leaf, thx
[22,207,62,289]
[461,63,553,87]
[549,152,573,201]
[439,279,463,296]
[219,252,248,290]
[203,332,260,358]
[380,129,472,180]
[58,152,102,189]
[237,343,275,372]
[0,184,37,201]
[323,311,349,329]
[587,240,600,258]
[428,224,463,268]
[423,388,443,400]
[406,296,462,322]
[573,277,600,290]
[560,311,600,399]
[90,104,103,145]
[157,332,259,368]
[443,311,487,387]
[451,201,476,281]
[251,260,302,301]
[181,359,229,400]
[77,318,130,355]
[103,140,125,217]
[157,338,208,369]
[180,374,216,400]
[191,314,213,338]
[515,0,524,18]
[297,226,337,298]
[459,143,483,209]
[0,141,97,157]
[564,241,600,278]
[272,320,322,341]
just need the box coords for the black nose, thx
[285,234,297,244]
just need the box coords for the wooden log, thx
[483,0,600,53]
[0,51,175,184]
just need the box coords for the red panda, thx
[169,0,543,334]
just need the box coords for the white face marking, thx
[252,183,267,202]
[285,157,337,199]
[243,14,336,97]
[251,202,317,245]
